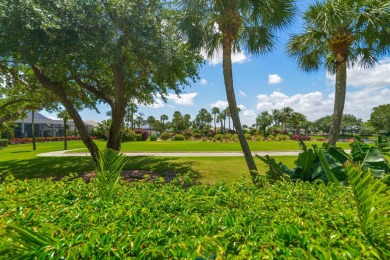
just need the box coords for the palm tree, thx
[160,114,168,131]
[172,111,183,132]
[256,111,273,137]
[280,107,294,132]
[146,116,156,135]
[179,0,295,177]
[271,109,281,127]
[211,107,220,133]
[57,109,71,150]
[224,107,231,131]
[287,0,390,146]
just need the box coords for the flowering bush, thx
[134,129,149,141]
[291,134,311,141]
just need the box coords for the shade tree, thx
[0,0,202,161]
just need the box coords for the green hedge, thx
[1,176,388,259]
[0,139,8,147]
[173,134,185,141]
[149,134,157,141]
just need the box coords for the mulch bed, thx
[77,170,177,183]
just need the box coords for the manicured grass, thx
[68,140,351,152]
[0,141,297,183]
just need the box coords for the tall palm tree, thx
[287,0,390,146]
[224,107,231,131]
[172,111,183,132]
[211,107,220,133]
[280,107,294,132]
[179,0,295,178]
[160,114,168,131]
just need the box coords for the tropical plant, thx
[94,149,127,201]
[211,107,220,134]
[347,164,390,258]
[179,0,296,179]
[288,0,390,146]
[256,111,273,137]
[258,137,389,185]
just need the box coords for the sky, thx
[41,1,390,127]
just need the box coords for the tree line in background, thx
[1,0,389,177]
[93,104,390,141]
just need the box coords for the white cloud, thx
[142,98,165,109]
[326,58,390,89]
[255,88,390,121]
[238,104,246,110]
[210,100,228,110]
[268,74,283,84]
[167,92,198,106]
[200,79,207,86]
[210,100,246,111]
[239,90,247,97]
[202,48,249,65]
[241,109,257,127]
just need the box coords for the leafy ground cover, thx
[1,176,388,259]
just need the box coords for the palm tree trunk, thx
[222,38,258,179]
[32,110,36,151]
[63,118,68,150]
[328,61,347,146]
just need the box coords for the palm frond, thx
[94,148,127,201]
[0,225,56,260]
[347,164,390,257]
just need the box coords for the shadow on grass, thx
[0,156,200,183]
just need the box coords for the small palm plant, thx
[347,164,390,258]
[94,149,127,201]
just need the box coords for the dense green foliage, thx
[259,138,389,185]
[370,104,390,134]
[149,134,158,141]
[0,139,8,147]
[1,174,389,259]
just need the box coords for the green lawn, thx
[0,139,360,183]
[0,140,299,183]
[68,140,352,152]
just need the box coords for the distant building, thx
[14,111,97,138]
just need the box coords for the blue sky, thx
[42,1,390,126]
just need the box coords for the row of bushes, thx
[7,136,98,145]
[121,129,150,142]
[156,132,310,142]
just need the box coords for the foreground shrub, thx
[1,176,388,259]
[149,134,157,141]
[173,134,185,141]
[135,134,142,141]
[244,133,252,141]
